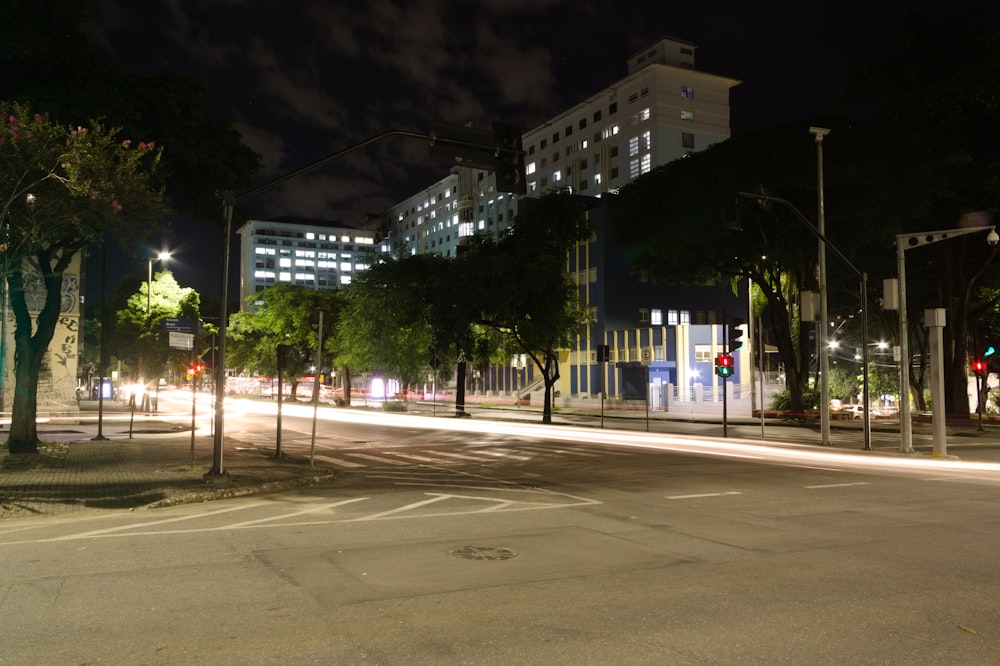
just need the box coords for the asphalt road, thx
[3,401,1000,664]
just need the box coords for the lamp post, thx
[737,191,872,451]
[894,225,998,453]
[147,251,170,316]
[810,127,832,447]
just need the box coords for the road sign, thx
[169,331,194,350]
[164,317,198,334]
[640,347,652,366]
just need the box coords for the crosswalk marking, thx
[312,454,366,468]
[386,451,454,464]
[423,450,497,462]
[344,453,410,465]
[307,444,633,470]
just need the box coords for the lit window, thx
[340,262,352,272]
[640,107,650,121]
[306,232,315,240]
[603,125,619,139]
[641,154,651,174]
[340,275,351,285]
[629,158,640,179]
[629,136,639,157]
[651,309,663,325]
[668,310,679,325]
[279,271,291,282]
[681,110,694,121]
[681,86,694,99]
[552,171,562,182]
[680,310,691,324]
[279,257,292,268]
[527,162,536,175]
[695,344,712,363]
[642,130,651,151]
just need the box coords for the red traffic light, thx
[715,353,734,377]
[972,358,987,376]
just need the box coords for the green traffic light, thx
[986,346,996,358]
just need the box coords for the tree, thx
[113,270,209,404]
[845,3,1000,416]
[337,253,463,401]
[463,191,592,423]
[227,284,342,400]
[0,103,164,452]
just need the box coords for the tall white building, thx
[381,37,739,254]
[237,217,380,309]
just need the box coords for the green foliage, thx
[381,400,407,413]
[462,191,593,422]
[770,386,819,413]
[336,253,458,386]
[113,270,207,382]
[0,103,166,451]
[227,283,341,383]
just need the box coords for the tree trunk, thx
[7,258,66,454]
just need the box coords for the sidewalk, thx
[0,400,336,520]
[4,398,1000,521]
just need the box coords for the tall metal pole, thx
[894,225,996,454]
[811,127,831,446]
[309,311,324,468]
[897,242,913,453]
[210,196,234,475]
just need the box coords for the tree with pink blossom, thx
[0,102,164,453]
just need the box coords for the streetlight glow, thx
[147,251,171,316]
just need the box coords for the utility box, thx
[883,278,899,310]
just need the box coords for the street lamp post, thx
[894,226,998,453]
[147,251,170,316]
[810,127,832,447]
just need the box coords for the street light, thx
[810,127,832,447]
[147,251,170,316]
[737,191,872,451]
[894,225,997,454]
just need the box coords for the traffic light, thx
[972,358,987,377]
[985,345,996,359]
[728,318,744,353]
[492,121,526,194]
[715,353,734,377]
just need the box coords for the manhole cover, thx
[451,545,518,561]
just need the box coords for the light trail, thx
[201,398,1000,480]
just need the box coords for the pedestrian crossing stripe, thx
[312,454,366,468]
[344,453,409,465]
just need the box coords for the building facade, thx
[380,37,740,257]
[237,217,381,310]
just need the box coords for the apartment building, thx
[237,217,380,309]
[381,37,739,256]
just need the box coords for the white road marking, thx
[422,450,497,462]
[666,491,743,500]
[312,455,366,468]
[344,453,409,465]
[386,452,454,463]
[804,482,871,489]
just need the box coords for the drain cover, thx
[451,545,518,561]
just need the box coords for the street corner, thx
[146,443,339,510]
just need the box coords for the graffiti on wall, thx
[21,272,80,314]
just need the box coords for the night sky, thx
[82,0,945,304]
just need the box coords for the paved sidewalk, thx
[0,404,336,520]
